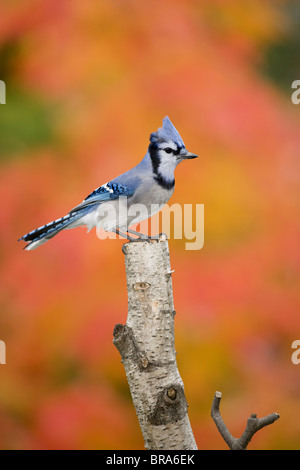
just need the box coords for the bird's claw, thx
[149,232,168,241]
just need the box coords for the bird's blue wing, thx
[70,181,136,213]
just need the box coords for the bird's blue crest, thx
[150,116,185,148]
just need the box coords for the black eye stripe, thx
[163,146,181,154]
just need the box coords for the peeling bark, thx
[113,238,197,450]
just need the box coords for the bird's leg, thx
[148,232,168,241]
[124,229,151,243]
[114,228,136,241]
[126,229,167,242]
[126,229,151,240]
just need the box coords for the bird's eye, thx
[164,147,173,154]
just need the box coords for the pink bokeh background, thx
[0,0,299,449]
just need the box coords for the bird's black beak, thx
[179,148,198,159]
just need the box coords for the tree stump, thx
[113,237,197,450]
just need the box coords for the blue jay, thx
[19,117,198,250]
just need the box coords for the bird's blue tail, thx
[19,211,85,250]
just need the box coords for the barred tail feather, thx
[19,211,86,251]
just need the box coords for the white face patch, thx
[157,150,179,182]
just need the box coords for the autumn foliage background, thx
[0,0,300,450]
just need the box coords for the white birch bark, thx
[113,237,198,450]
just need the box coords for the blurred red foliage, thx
[0,0,299,449]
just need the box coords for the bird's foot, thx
[117,229,168,244]
[148,232,168,242]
